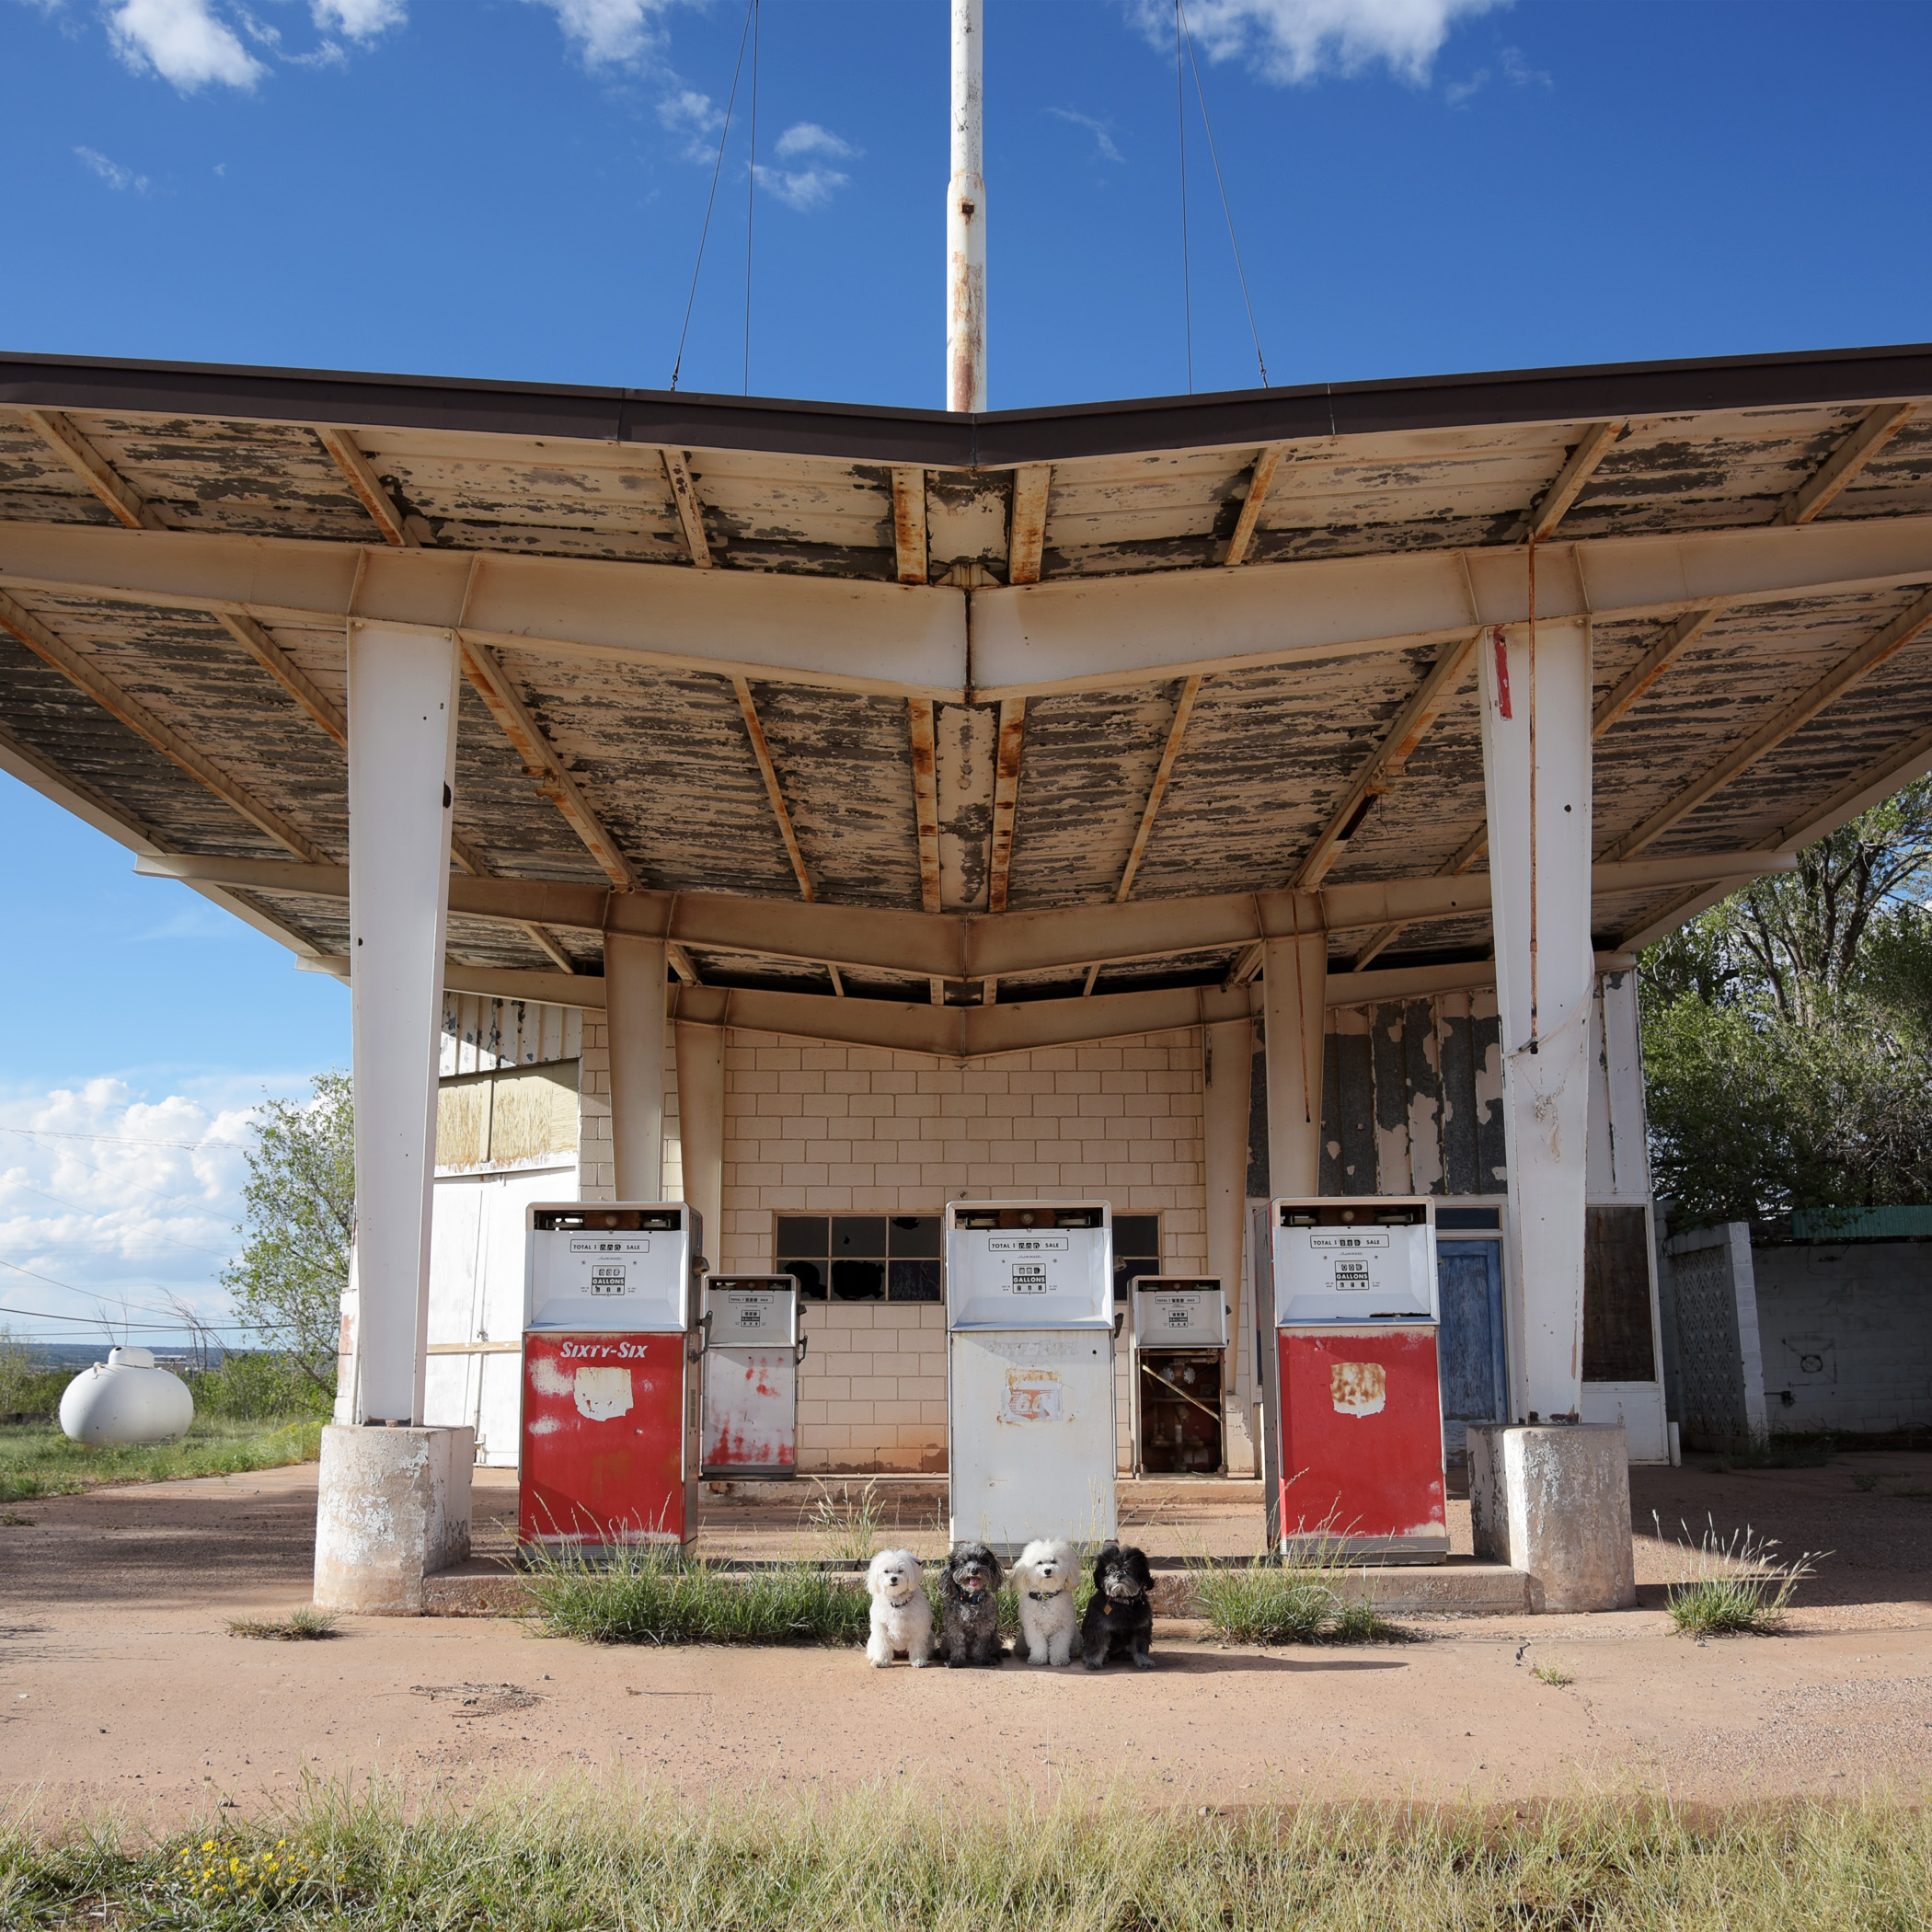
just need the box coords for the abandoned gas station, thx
[6,331,1932,1613]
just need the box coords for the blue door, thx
[1436,1239,1507,1461]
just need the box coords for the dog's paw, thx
[1132,1652,1156,1670]
[908,1655,930,1668]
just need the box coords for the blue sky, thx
[4,0,1932,1338]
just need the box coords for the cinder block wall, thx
[713,1029,1209,1473]
[577,1018,684,1206]
[1751,1239,1932,1434]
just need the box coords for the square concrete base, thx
[1467,1422,1637,1613]
[314,1424,474,1616]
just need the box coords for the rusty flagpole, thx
[947,0,986,412]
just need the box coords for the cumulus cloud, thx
[529,0,674,68]
[311,0,405,38]
[1047,106,1124,164]
[74,145,150,192]
[1444,39,1551,106]
[106,0,265,90]
[1139,0,1506,86]
[773,121,854,163]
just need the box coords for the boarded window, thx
[1583,1203,1655,1382]
[435,1060,580,1169]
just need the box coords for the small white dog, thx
[865,1547,934,1668]
[1011,1537,1078,1666]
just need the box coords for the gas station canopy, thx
[5,342,1932,1049]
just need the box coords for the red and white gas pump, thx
[698,1274,806,1479]
[1260,1196,1448,1563]
[519,1202,703,1551]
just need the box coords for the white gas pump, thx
[1129,1276,1230,1476]
[698,1274,806,1480]
[945,1200,1117,1555]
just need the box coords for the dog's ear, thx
[984,1550,1003,1586]
[1130,1547,1153,1588]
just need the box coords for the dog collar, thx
[958,1588,987,1604]
[1027,1590,1059,1601]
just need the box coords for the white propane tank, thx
[59,1347,194,1446]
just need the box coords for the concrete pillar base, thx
[1467,1422,1636,1612]
[313,1424,474,1616]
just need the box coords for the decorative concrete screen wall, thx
[1660,1224,1768,1451]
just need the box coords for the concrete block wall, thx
[716,1029,1209,1473]
[577,1018,684,1207]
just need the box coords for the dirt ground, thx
[3,1454,1930,1823]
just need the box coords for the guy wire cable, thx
[745,0,760,396]
[1175,0,1192,395]
[669,0,756,393]
[1179,0,1270,387]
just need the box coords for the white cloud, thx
[311,0,404,39]
[74,145,150,192]
[659,86,722,160]
[753,160,848,213]
[529,0,673,68]
[1444,39,1550,107]
[1047,106,1124,164]
[1142,0,1507,86]
[106,0,266,91]
[774,121,854,163]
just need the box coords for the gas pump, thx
[1130,1276,1229,1476]
[698,1274,806,1480]
[1264,1197,1448,1563]
[518,1202,703,1551]
[945,1201,1117,1556]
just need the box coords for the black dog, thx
[1080,1541,1155,1670]
[938,1541,1005,1667]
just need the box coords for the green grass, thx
[1532,1662,1575,1687]
[1188,1549,1407,1646]
[1707,1433,1835,1471]
[0,1415,325,1505]
[524,1542,873,1647]
[226,1607,340,1642]
[4,1780,1930,1930]
[1656,1513,1824,1638]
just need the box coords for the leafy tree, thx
[222,1071,353,1394]
[1641,779,1932,1223]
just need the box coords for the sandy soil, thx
[3,1455,1929,1823]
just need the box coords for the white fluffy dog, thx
[1011,1537,1078,1666]
[865,1547,934,1668]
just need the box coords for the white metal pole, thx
[345,621,459,1426]
[1262,920,1328,1196]
[947,0,986,412]
[604,931,668,1201]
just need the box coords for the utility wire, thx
[1174,0,1193,395]
[744,0,760,396]
[0,1124,245,1153]
[1179,0,1270,388]
[4,1181,233,1259]
[670,0,757,392]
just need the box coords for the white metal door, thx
[948,1328,1117,1551]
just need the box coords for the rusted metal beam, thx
[213,610,347,745]
[1222,444,1285,568]
[891,467,929,585]
[661,449,714,567]
[456,635,641,891]
[1520,420,1623,541]
[1777,403,1917,527]
[907,697,943,914]
[1601,585,1932,862]
[1294,631,1480,891]
[1006,464,1052,586]
[19,408,164,531]
[986,697,1026,914]
[731,675,813,900]
[1348,821,1492,971]
[1115,675,1201,903]
[1591,606,1725,741]
[314,426,419,548]
[0,586,328,864]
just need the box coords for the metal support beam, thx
[1520,420,1623,542]
[891,468,929,585]
[1590,606,1723,740]
[1222,445,1284,568]
[907,697,943,914]
[661,449,714,567]
[1294,631,1480,890]
[604,931,667,1200]
[0,586,328,864]
[1007,464,1052,586]
[946,0,987,412]
[1777,403,1916,527]
[458,636,640,891]
[1602,585,1932,862]
[732,675,813,900]
[315,426,420,547]
[1261,921,1327,1195]
[214,610,348,744]
[986,698,1026,913]
[346,622,459,1423]
[1115,675,1200,903]
[19,408,164,531]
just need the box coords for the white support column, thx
[604,930,667,1201]
[1261,914,1327,1196]
[1203,1017,1256,1471]
[1481,616,1595,1421]
[346,622,459,1425]
[946,0,986,412]
[674,1018,725,1267]
[1599,966,1650,1201]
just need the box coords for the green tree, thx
[1641,780,1932,1222]
[222,1070,353,1394]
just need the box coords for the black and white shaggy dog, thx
[938,1541,1005,1667]
[1080,1540,1155,1670]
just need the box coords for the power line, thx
[0,1124,246,1153]
[670,0,757,393]
[744,0,760,397]
[1174,0,1192,396]
[4,1180,234,1260]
